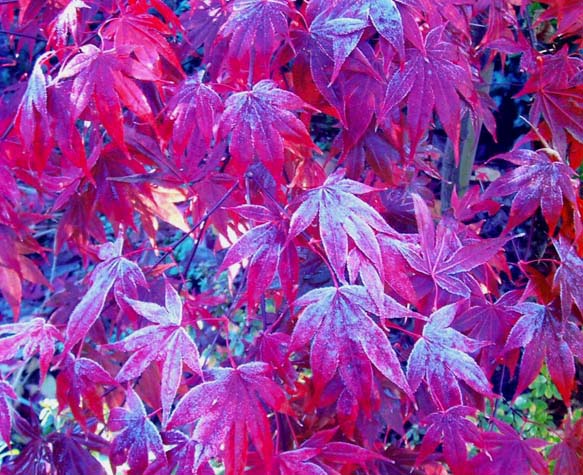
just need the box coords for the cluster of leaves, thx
[1,0,583,474]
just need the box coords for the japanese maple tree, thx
[1,0,583,474]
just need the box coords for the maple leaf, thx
[517,50,583,154]
[290,285,414,408]
[0,318,61,382]
[453,291,522,377]
[538,0,583,40]
[48,430,108,475]
[219,204,298,308]
[106,281,202,425]
[407,302,493,409]
[399,195,508,300]
[56,44,160,147]
[64,237,148,354]
[163,75,223,165]
[504,302,583,405]
[337,0,404,57]
[249,427,387,474]
[416,406,482,474]
[167,362,290,475]
[218,0,292,70]
[467,420,549,475]
[47,0,90,49]
[56,355,117,429]
[302,0,369,85]
[482,149,579,233]
[289,169,393,287]
[162,430,214,475]
[14,52,53,171]
[381,25,477,162]
[217,79,316,178]
[553,238,583,320]
[109,387,166,474]
[0,226,49,320]
[0,380,16,445]
[101,9,183,75]
[549,417,583,475]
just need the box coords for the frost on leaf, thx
[106,280,202,425]
[167,362,290,475]
[407,303,493,409]
[290,285,414,409]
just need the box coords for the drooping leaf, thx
[163,76,223,167]
[167,362,290,475]
[218,0,292,70]
[109,387,166,474]
[289,169,393,290]
[14,52,54,171]
[217,79,316,178]
[482,149,579,233]
[64,237,147,354]
[407,302,493,409]
[303,0,369,85]
[0,317,61,382]
[467,420,549,475]
[47,0,90,49]
[0,381,16,445]
[504,302,583,405]
[106,281,202,425]
[381,25,477,162]
[56,44,160,147]
[416,406,482,474]
[553,238,583,320]
[290,285,414,408]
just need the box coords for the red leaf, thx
[64,237,147,354]
[101,9,183,75]
[407,302,493,409]
[303,0,368,84]
[14,52,53,171]
[56,355,117,428]
[416,406,482,474]
[56,44,160,147]
[163,76,223,165]
[400,195,508,300]
[381,26,477,162]
[0,381,16,445]
[517,50,583,154]
[219,205,298,308]
[467,420,549,475]
[553,238,583,320]
[167,362,290,475]
[49,431,107,475]
[106,281,202,425]
[0,317,61,382]
[218,0,292,70]
[217,79,316,178]
[289,169,393,294]
[109,387,166,473]
[549,417,583,475]
[482,149,579,233]
[290,285,414,408]
[504,302,583,405]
